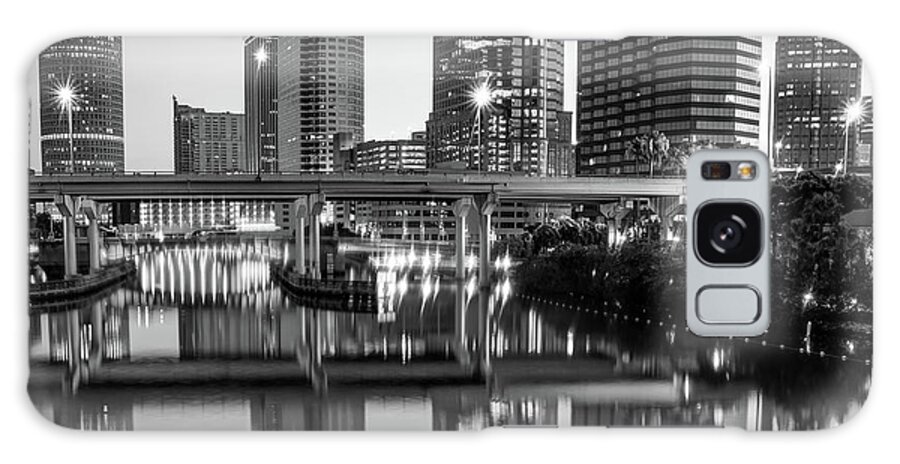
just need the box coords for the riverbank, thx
[29,261,136,306]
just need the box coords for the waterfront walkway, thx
[29,261,135,305]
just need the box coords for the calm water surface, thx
[28,240,869,430]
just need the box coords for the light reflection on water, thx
[28,241,870,431]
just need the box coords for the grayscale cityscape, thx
[27,36,872,430]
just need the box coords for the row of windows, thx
[657,53,759,68]
[654,93,760,107]
[655,66,759,81]
[655,79,759,94]
[654,39,761,55]
[695,121,759,133]
[653,107,759,120]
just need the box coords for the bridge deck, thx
[29,173,685,202]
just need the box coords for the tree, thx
[625,131,711,178]
[626,131,669,178]
[770,172,873,354]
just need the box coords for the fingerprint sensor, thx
[696,286,761,324]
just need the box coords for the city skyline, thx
[27,36,871,173]
[27,37,580,172]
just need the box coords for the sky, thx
[27,36,869,172]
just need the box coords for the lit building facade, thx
[548,110,575,177]
[773,37,862,169]
[355,132,427,172]
[173,96,245,174]
[243,36,279,174]
[576,37,762,176]
[365,202,569,242]
[39,36,124,174]
[277,36,364,172]
[426,37,566,176]
[139,199,276,234]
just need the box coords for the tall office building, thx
[548,110,575,177]
[277,36,364,172]
[39,36,124,174]
[173,96,245,174]
[243,36,279,174]
[576,37,762,176]
[426,37,566,176]
[773,37,862,170]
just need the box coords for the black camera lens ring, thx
[693,201,763,266]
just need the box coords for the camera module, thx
[695,202,762,265]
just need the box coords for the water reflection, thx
[28,241,870,431]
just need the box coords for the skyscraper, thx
[173,96,245,174]
[39,36,124,174]
[576,37,762,176]
[548,110,574,177]
[243,36,279,174]
[426,37,565,176]
[773,37,862,170]
[277,36,364,172]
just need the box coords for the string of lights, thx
[516,293,871,365]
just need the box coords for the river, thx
[28,240,870,431]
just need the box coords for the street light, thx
[253,45,270,179]
[52,76,81,174]
[254,46,268,69]
[842,99,865,175]
[469,80,494,173]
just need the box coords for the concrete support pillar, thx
[293,198,309,275]
[82,199,102,273]
[54,194,79,278]
[452,197,475,281]
[309,193,326,280]
[476,193,499,288]
[64,216,78,277]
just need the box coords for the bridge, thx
[28,172,685,202]
[30,172,685,291]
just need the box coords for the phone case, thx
[27,35,872,430]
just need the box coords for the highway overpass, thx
[29,172,685,202]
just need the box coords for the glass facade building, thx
[39,36,124,174]
[426,37,566,176]
[173,97,245,174]
[243,36,279,174]
[773,37,862,170]
[277,36,364,172]
[576,37,762,176]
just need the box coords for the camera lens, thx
[695,202,762,265]
[711,218,743,251]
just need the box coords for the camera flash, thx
[737,162,756,180]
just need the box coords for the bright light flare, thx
[469,81,494,111]
[254,47,269,68]
[844,99,866,125]
[51,76,82,113]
